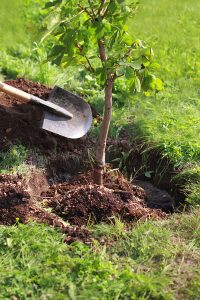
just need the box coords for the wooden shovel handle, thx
[0,81,31,102]
[0,81,73,118]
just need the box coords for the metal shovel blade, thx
[41,86,93,139]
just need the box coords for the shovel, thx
[0,82,92,139]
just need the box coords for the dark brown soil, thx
[0,173,61,226]
[134,180,175,212]
[0,78,94,155]
[0,78,169,243]
[0,173,91,243]
[44,171,166,226]
[0,169,166,243]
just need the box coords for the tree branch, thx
[102,0,113,18]
[87,0,96,18]
[98,40,107,62]
[97,0,107,16]
[78,3,94,19]
[85,56,95,73]
[75,43,95,72]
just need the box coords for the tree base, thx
[93,166,104,186]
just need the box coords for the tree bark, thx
[94,73,113,185]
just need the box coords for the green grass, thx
[0,0,26,49]
[128,0,200,167]
[116,0,200,204]
[0,144,28,174]
[0,143,48,175]
[0,211,199,299]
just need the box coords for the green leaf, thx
[109,1,118,13]
[52,53,64,65]
[135,76,141,92]
[99,69,107,85]
[145,171,153,178]
[50,45,65,57]
[85,74,93,81]
[142,74,155,91]
[109,31,118,50]
[123,34,133,46]
[153,78,163,91]
[95,67,107,85]
[130,58,142,70]
[143,74,163,91]
[45,0,62,9]
[6,238,13,248]
[95,67,103,76]
[124,66,134,79]
[116,64,127,77]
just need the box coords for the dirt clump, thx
[26,169,49,197]
[0,170,166,239]
[0,173,30,225]
[0,173,66,226]
[45,171,166,226]
[0,173,91,243]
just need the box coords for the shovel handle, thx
[0,82,73,119]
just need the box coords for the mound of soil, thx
[0,170,166,242]
[0,173,91,243]
[0,173,58,226]
[45,171,166,226]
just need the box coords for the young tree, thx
[43,0,162,185]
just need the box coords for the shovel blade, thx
[41,86,92,139]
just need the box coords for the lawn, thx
[131,0,200,166]
[0,212,199,299]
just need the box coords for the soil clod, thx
[45,171,166,226]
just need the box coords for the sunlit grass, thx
[126,0,200,164]
[0,212,199,299]
[0,0,26,49]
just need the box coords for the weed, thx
[115,221,176,265]
[92,217,125,240]
[0,143,28,174]
[185,183,200,206]
[172,165,200,205]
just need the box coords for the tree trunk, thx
[94,73,113,185]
